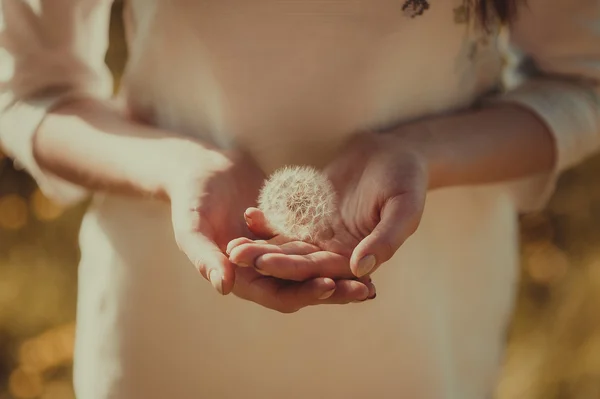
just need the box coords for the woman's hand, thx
[227,131,428,280]
[166,145,263,294]
[165,141,372,312]
[325,132,428,276]
[228,104,557,283]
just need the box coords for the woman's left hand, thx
[227,131,429,280]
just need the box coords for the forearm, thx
[394,104,557,190]
[33,98,215,200]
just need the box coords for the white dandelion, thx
[258,165,337,242]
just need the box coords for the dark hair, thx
[476,0,520,26]
[403,1,520,27]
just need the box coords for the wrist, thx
[385,104,556,191]
[155,137,230,201]
[379,125,447,190]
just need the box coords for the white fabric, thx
[0,0,113,204]
[1,1,599,398]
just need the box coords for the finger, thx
[244,207,277,239]
[274,279,370,311]
[229,241,320,268]
[172,200,237,295]
[367,281,377,299]
[277,277,338,309]
[319,280,370,305]
[226,237,266,255]
[351,195,423,277]
[238,277,337,313]
[358,275,377,300]
[233,271,371,313]
[255,251,355,281]
[279,241,322,254]
[178,233,236,295]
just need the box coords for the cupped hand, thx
[227,131,428,280]
[165,141,372,312]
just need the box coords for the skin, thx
[227,104,556,282]
[32,97,554,312]
[33,97,373,313]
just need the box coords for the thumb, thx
[244,207,278,239]
[170,193,237,295]
[350,195,423,278]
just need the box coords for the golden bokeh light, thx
[19,323,76,373]
[0,194,28,230]
[8,368,43,399]
[0,276,20,325]
[30,188,65,221]
[19,339,54,374]
[525,242,570,286]
[40,381,75,399]
[580,333,600,376]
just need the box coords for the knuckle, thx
[194,259,208,276]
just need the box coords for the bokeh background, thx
[1,2,600,398]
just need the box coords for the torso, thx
[73,2,518,398]
[122,0,502,171]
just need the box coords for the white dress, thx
[1,1,599,398]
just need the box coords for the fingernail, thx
[209,269,224,295]
[244,212,253,227]
[368,286,377,300]
[236,262,249,268]
[356,255,377,277]
[319,288,336,300]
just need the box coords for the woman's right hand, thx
[163,140,373,313]
[25,94,370,312]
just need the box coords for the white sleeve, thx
[0,0,114,205]
[490,0,600,212]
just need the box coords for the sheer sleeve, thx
[490,0,600,212]
[0,0,114,205]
